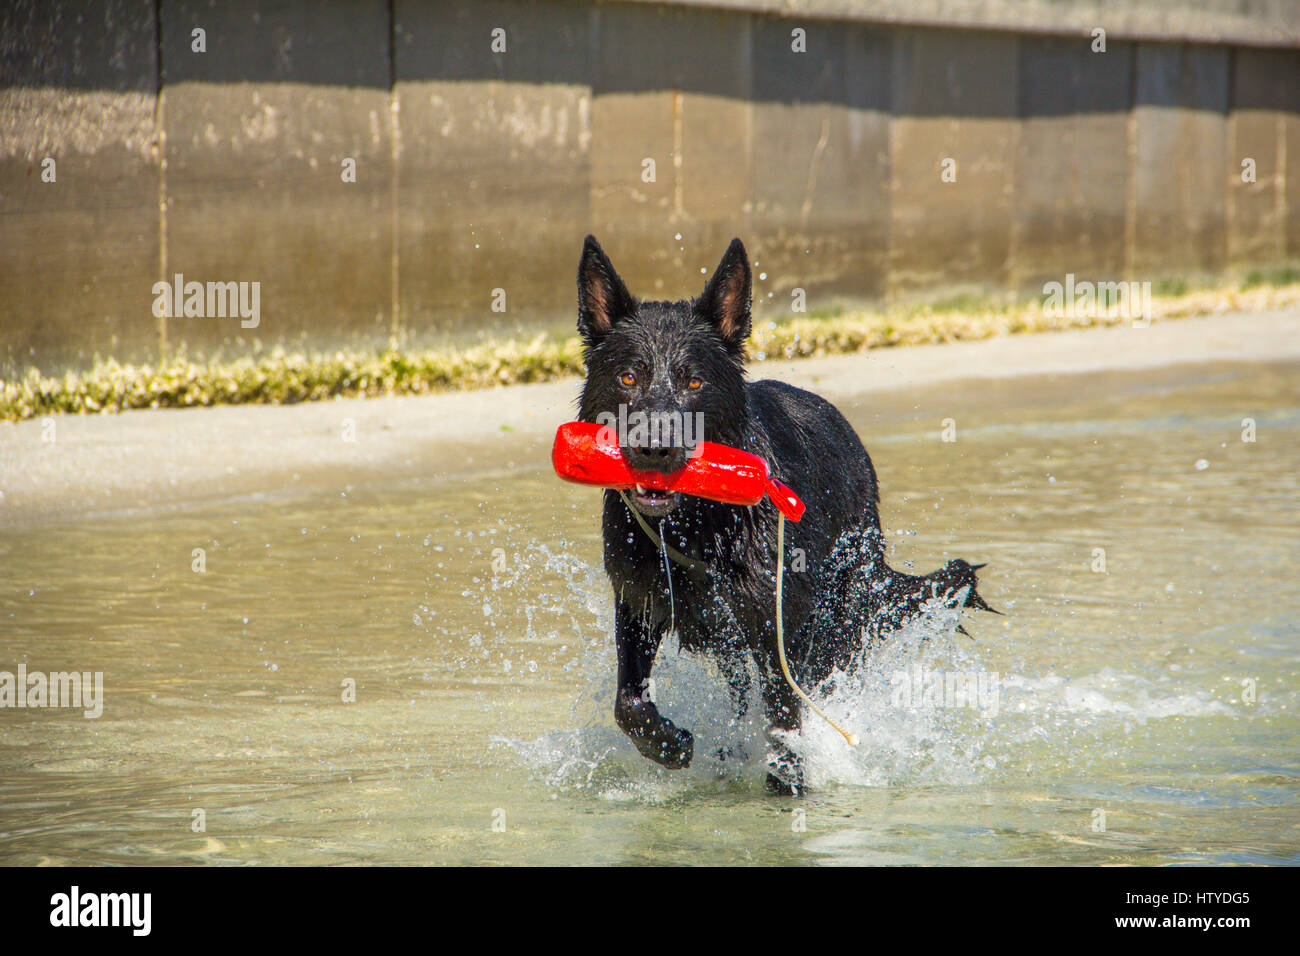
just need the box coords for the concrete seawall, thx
[2,0,1298,375]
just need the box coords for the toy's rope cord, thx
[617,490,708,580]
[775,513,860,748]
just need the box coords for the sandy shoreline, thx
[1,308,1296,528]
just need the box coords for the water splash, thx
[460,534,1249,802]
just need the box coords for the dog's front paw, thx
[632,719,693,769]
[615,692,694,769]
[653,724,694,769]
[765,750,806,796]
[764,772,801,796]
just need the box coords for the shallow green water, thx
[1,361,1297,865]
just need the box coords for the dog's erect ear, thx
[577,235,635,345]
[698,238,752,351]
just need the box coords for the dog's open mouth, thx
[632,483,679,516]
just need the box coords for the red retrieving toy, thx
[551,421,805,522]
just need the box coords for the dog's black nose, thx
[626,445,688,474]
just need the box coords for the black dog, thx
[575,236,993,794]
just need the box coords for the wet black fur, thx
[575,235,994,794]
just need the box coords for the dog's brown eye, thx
[687,376,703,390]
[620,371,637,387]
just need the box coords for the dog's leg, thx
[613,601,694,769]
[759,666,805,795]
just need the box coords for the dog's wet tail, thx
[868,556,998,642]
[801,529,999,681]
[934,559,999,614]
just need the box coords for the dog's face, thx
[576,236,753,518]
